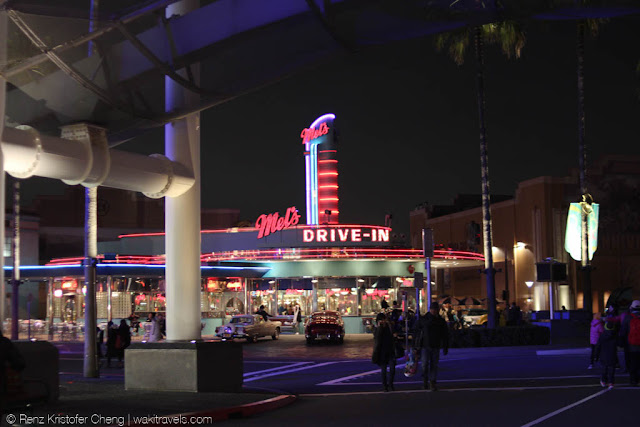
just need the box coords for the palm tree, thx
[576,17,606,314]
[435,21,525,328]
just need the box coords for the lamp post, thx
[525,281,534,308]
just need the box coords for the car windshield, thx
[230,316,253,324]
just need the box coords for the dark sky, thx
[20,16,640,236]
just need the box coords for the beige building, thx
[410,156,640,313]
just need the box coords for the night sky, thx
[19,15,640,236]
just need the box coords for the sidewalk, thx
[6,373,295,426]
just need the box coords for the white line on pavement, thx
[325,374,600,386]
[520,388,612,427]
[317,364,407,386]
[536,348,590,356]
[244,361,338,382]
[302,383,602,397]
[244,362,312,377]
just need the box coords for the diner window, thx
[201,278,244,317]
[317,288,357,316]
[250,290,276,315]
[276,289,312,317]
[361,289,394,315]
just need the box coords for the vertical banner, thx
[564,202,599,261]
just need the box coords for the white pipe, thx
[1,125,195,198]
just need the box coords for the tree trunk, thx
[474,27,497,328]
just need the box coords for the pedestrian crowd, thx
[589,299,640,388]
[373,301,449,392]
[372,298,640,392]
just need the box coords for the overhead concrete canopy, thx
[2,0,639,145]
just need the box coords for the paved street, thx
[52,334,640,426]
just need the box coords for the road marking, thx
[302,383,602,397]
[536,348,590,356]
[244,362,312,377]
[317,364,407,385]
[319,369,597,386]
[520,388,612,427]
[244,361,337,382]
[327,374,601,386]
[316,358,467,385]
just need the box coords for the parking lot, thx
[56,334,639,426]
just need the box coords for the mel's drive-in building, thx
[11,115,483,335]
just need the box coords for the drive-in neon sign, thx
[300,122,330,144]
[302,227,389,243]
[255,206,301,239]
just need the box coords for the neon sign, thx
[300,122,330,144]
[302,114,337,225]
[255,206,301,239]
[302,227,389,243]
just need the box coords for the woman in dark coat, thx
[372,313,397,391]
[116,319,132,368]
[599,310,620,388]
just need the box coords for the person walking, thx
[618,304,633,373]
[293,304,302,334]
[105,321,117,368]
[621,300,640,386]
[148,313,163,343]
[598,307,620,388]
[0,330,25,416]
[372,312,397,392]
[96,326,104,367]
[116,319,132,368]
[414,301,449,391]
[588,312,604,369]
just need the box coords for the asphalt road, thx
[57,334,639,427]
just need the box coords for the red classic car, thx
[305,311,345,344]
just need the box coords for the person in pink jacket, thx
[589,312,604,369]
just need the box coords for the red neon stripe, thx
[319,150,337,153]
[318,160,338,163]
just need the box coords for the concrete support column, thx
[165,0,201,342]
[0,9,6,332]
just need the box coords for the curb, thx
[119,394,297,426]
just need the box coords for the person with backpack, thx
[621,300,640,386]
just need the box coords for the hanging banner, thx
[564,202,599,261]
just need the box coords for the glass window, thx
[202,278,244,317]
[250,290,276,316]
[361,289,394,315]
[317,288,357,316]
[276,289,312,317]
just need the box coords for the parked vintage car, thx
[304,311,345,344]
[462,309,488,327]
[215,314,281,342]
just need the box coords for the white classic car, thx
[215,314,282,342]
